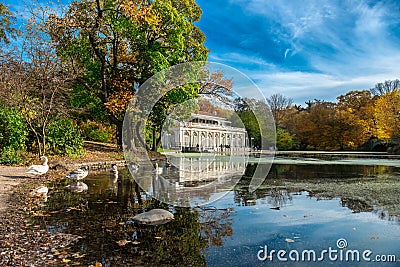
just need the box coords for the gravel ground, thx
[0,166,27,212]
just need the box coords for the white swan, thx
[27,156,49,176]
[66,167,88,180]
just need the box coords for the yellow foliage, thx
[104,90,133,116]
[373,89,400,139]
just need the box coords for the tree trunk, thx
[135,122,148,150]
[116,121,123,150]
[42,126,46,156]
[152,127,157,152]
[156,131,162,151]
[108,114,123,150]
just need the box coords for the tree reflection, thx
[33,168,234,266]
[239,162,400,222]
[198,208,233,247]
[340,197,373,213]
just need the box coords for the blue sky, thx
[4,0,400,105]
[196,0,400,104]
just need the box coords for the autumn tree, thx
[198,98,216,114]
[373,89,400,139]
[336,90,375,148]
[48,0,208,149]
[0,6,76,156]
[0,3,18,47]
[199,70,233,105]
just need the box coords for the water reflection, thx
[132,156,246,206]
[373,209,399,223]
[251,160,399,180]
[32,159,400,266]
[235,188,292,209]
[37,168,234,266]
[66,181,88,193]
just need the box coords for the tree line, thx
[259,81,400,151]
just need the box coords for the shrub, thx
[0,146,24,165]
[80,120,115,143]
[276,128,299,150]
[0,107,28,164]
[46,118,84,157]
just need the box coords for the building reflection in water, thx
[133,155,247,206]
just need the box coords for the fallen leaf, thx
[72,253,86,258]
[116,239,131,246]
[62,258,71,263]
[54,250,68,256]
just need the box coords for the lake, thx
[35,154,400,266]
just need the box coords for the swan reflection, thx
[66,181,88,193]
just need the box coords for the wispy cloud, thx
[209,52,276,70]
[198,0,400,104]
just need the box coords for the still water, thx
[36,156,400,266]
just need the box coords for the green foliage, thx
[0,146,24,165]
[0,106,28,164]
[48,0,209,148]
[46,118,84,157]
[238,110,261,147]
[80,120,115,143]
[276,128,298,150]
[70,85,108,122]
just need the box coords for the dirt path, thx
[0,166,27,212]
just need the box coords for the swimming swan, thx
[66,167,88,180]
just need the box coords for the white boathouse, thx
[162,112,248,152]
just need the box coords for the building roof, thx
[193,111,231,123]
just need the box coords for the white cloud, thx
[209,52,277,69]
[210,0,400,103]
[247,70,399,104]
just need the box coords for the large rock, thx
[132,209,174,226]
